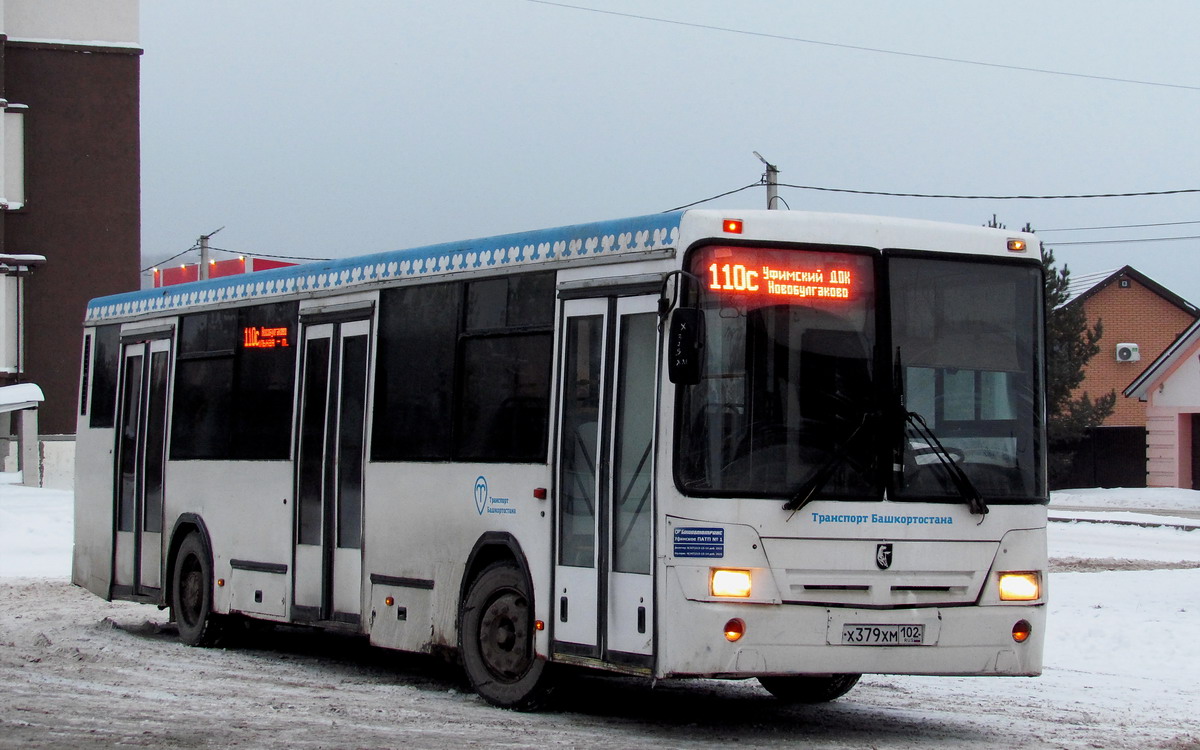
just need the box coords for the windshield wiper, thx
[903,410,989,517]
[892,346,987,518]
[783,410,874,514]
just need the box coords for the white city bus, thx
[73,209,1047,709]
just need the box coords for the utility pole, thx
[753,151,780,210]
[198,226,224,280]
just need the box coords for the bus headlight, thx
[998,571,1041,601]
[710,568,752,598]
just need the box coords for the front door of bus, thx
[554,294,658,668]
[113,335,171,600]
[293,318,370,626]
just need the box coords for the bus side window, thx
[372,283,460,461]
[79,333,92,417]
[458,272,554,461]
[372,272,555,464]
[171,303,298,460]
[89,324,121,429]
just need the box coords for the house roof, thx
[1063,267,1118,305]
[1125,316,1200,399]
[1063,265,1200,318]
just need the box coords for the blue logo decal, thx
[473,476,516,516]
[474,476,489,515]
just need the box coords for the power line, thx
[525,0,1200,92]
[775,183,1200,200]
[1038,219,1200,233]
[140,244,198,273]
[208,246,330,262]
[664,180,1200,212]
[662,183,760,212]
[1045,235,1200,247]
[140,244,328,275]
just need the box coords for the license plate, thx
[841,623,925,645]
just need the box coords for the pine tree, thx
[1040,240,1115,485]
[986,216,1115,485]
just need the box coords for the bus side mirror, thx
[667,307,703,385]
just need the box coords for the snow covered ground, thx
[1,484,1198,748]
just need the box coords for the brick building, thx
[0,0,141,441]
[1058,266,1199,487]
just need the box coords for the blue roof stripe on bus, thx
[87,212,685,322]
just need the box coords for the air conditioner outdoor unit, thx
[1116,343,1140,362]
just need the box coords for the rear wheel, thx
[758,673,861,703]
[171,533,224,646]
[459,562,554,710]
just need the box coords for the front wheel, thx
[170,533,225,647]
[758,673,861,703]
[459,562,554,710]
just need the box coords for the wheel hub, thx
[478,591,530,681]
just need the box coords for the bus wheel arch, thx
[457,534,554,710]
[164,514,211,609]
[165,516,224,646]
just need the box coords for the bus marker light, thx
[533,487,547,500]
[1012,620,1032,643]
[385,596,395,607]
[1007,238,1028,252]
[535,620,545,631]
[711,568,752,598]
[723,219,744,234]
[998,572,1040,601]
[724,618,746,642]
[216,578,225,588]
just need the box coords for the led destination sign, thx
[243,326,290,349]
[708,261,854,300]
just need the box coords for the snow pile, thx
[1051,486,1200,512]
[1050,487,1200,532]
[0,482,72,578]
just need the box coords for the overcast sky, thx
[140,1,1200,303]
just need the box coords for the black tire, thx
[170,533,224,647]
[757,673,861,703]
[459,562,554,710]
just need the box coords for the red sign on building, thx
[153,257,296,287]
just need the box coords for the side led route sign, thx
[243,326,290,349]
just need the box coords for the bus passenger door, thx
[293,318,370,627]
[554,294,658,668]
[113,336,171,600]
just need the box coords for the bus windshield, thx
[675,245,1045,504]
[891,256,1044,502]
[676,245,880,499]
